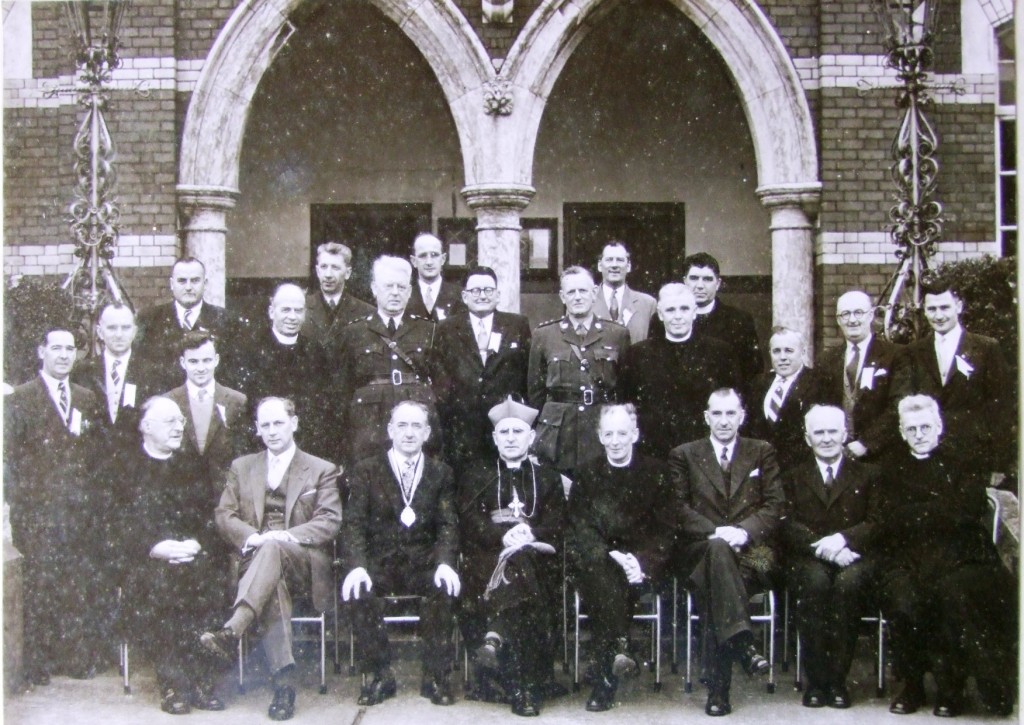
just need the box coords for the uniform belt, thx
[364,372,424,386]
[548,389,607,406]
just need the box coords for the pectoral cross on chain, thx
[509,488,526,518]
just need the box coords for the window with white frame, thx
[996,21,1016,257]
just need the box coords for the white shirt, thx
[266,443,297,490]
[378,311,404,328]
[104,350,131,385]
[39,370,71,413]
[322,293,341,308]
[845,334,871,380]
[602,284,623,310]
[472,312,494,341]
[418,279,441,310]
[186,379,216,402]
[710,438,734,466]
[388,449,424,493]
[763,367,802,419]
[271,328,298,345]
[175,301,204,328]
[934,324,963,379]
[815,456,843,485]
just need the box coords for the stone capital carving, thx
[176,185,240,214]
[482,78,515,116]
[755,183,822,217]
[461,183,535,211]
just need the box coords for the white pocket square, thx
[749,468,761,477]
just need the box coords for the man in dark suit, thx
[683,252,763,393]
[568,403,679,712]
[620,283,739,458]
[334,255,440,463]
[669,388,784,717]
[405,233,466,321]
[162,330,249,500]
[302,241,374,353]
[4,328,105,684]
[528,266,630,474]
[136,257,234,390]
[432,266,531,470]
[72,301,158,447]
[747,326,822,472]
[816,290,909,462]
[904,279,1013,472]
[341,401,461,707]
[781,404,880,709]
[201,397,341,722]
[593,242,657,343]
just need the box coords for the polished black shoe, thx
[161,687,191,715]
[933,699,963,718]
[736,644,769,676]
[585,675,618,712]
[421,676,455,706]
[889,681,925,715]
[802,687,826,708]
[358,672,397,706]
[191,681,226,711]
[199,627,238,660]
[828,684,851,709]
[268,684,295,721]
[510,688,540,717]
[705,690,732,717]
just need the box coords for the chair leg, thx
[573,590,582,692]
[685,591,694,693]
[781,588,790,673]
[671,578,679,674]
[348,622,357,677]
[238,635,246,694]
[121,642,131,695]
[319,614,327,694]
[766,590,776,694]
[652,593,662,691]
[876,614,887,698]
[794,631,803,691]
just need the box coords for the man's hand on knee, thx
[342,567,373,601]
[434,563,461,597]
[710,526,748,550]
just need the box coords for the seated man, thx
[458,396,566,716]
[121,396,230,714]
[201,397,341,722]
[340,401,461,707]
[781,405,880,709]
[568,404,679,712]
[872,395,1016,718]
[669,388,784,717]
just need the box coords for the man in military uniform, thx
[334,255,439,463]
[528,266,630,475]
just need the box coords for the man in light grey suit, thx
[202,396,342,722]
[593,242,657,343]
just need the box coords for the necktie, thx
[609,290,620,322]
[108,359,123,422]
[476,324,490,364]
[401,458,416,495]
[767,381,784,423]
[845,343,860,390]
[937,336,953,385]
[387,316,398,337]
[824,465,835,488]
[57,381,69,420]
[327,298,337,311]
[719,445,731,497]
[183,308,194,330]
[575,323,586,340]
[267,455,284,490]
[197,387,207,402]
[423,286,435,312]
[111,358,122,388]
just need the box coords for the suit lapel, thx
[381,455,406,515]
[729,438,758,492]
[250,453,268,528]
[458,315,485,370]
[918,334,943,386]
[806,464,831,506]
[283,453,309,526]
[695,439,729,498]
[828,460,855,505]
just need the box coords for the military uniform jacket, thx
[527,317,630,470]
[303,290,375,350]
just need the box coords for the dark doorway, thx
[563,202,685,295]
[310,203,432,302]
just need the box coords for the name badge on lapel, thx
[859,366,876,390]
[955,355,974,379]
[216,403,227,424]
[122,383,136,407]
[69,408,83,436]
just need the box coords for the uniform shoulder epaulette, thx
[406,313,434,323]
[537,317,563,328]
[599,318,627,329]
[345,315,373,326]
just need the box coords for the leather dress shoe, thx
[358,672,397,706]
[828,684,851,709]
[705,690,732,717]
[199,628,238,660]
[421,676,455,706]
[802,687,826,708]
[736,644,769,676]
[510,688,540,717]
[933,699,963,718]
[268,684,296,721]
[161,686,191,715]
[889,681,925,715]
[585,675,618,712]
[191,681,225,711]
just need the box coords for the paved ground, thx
[4,639,1016,724]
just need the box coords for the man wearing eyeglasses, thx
[432,266,532,470]
[405,233,467,322]
[816,290,909,462]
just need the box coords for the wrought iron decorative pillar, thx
[874,0,945,342]
[60,1,132,346]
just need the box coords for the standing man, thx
[120,396,229,715]
[620,283,739,458]
[432,266,531,470]
[406,233,466,321]
[162,330,249,499]
[137,257,234,390]
[781,405,880,709]
[669,388,784,717]
[568,404,679,712]
[816,290,909,462]
[747,327,822,472]
[593,242,657,343]
[458,397,566,716]
[73,301,157,446]
[202,397,341,722]
[341,401,461,707]
[682,252,763,391]
[334,255,440,463]
[303,241,374,351]
[5,328,104,684]
[528,266,630,474]
[903,279,1012,472]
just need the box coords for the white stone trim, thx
[3,235,178,276]
[816,231,1000,265]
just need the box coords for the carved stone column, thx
[462,183,535,312]
[756,184,822,360]
[176,185,238,306]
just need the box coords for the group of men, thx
[3,234,1016,720]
